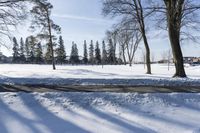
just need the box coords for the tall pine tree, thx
[12,37,19,63]
[56,36,66,64]
[83,40,88,64]
[95,41,101,64]
[107,39,115,64]
[45,43,52,64]
[25,37,30,63]
[28,36,37,63]
[19,37,25,63]
[31,0,61,70]
[35,42,43,64]
[89,40,94,64]
[70,42,79,64]
[102,40,108,65]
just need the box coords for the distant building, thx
[192,57,200,63]
[157,59,173,64]
[183,57,200,64]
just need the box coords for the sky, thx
[1,0,200,61]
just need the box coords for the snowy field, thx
[0,92,200,133]
[0,64,200,133]
[0,64,199,86]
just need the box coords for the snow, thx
[0,64,200,132]
[0,92,200,133]
[0,64,199,86]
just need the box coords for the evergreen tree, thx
[19,37,26,63]
[12,37,19,63]
[31,0,61,70]
[56,36,66,64]
[28,36,37,63]
[95,41,101,64]
[25,38,30,62]
[35,42,43,64]
[70,42,79,64]
[45,43,52,64]
[107,39,115,64]
[29,50,35,63]
[89,40,94,64]
[83,40,88,64]
[102,40,108,65]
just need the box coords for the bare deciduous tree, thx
[0,0,27,46]
[154,0,200,77]
[126,32,141,66]
[102,0,152,74]
[163,0,187,77]
[117,27,141,66]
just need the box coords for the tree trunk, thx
[164,0,187,78]
[168,24,186,77]
[142,32,151,74]
[122,51,126,65]
[47,10,56,70]
[134,0,151,74]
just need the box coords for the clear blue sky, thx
[1,0,199,60]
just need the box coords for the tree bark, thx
[47,9,56,70]
[164,0,187,77]
[134,0,151,74]
[142,32,151,74]
[168,23,186,77]
[122,45,127,65]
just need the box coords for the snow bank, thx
[0,92,200,133]
[0,64,199,86]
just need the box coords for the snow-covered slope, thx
[0,64,199,86]
[0,92,200,133]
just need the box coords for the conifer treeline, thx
[12,36,123,65]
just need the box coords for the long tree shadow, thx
[1,92,199,133]
[96,93,199,129]
[0,116,9,133]
[50,93,157,133]
[67,92,196,130]
[0,98,41,133]
[153,93,200,113]
[19,93,90,133]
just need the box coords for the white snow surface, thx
[0,92,200,133]
[0,64,199,86]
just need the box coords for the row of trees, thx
[12,37,123,65]
[70,40,122,65]
[12,36,66,64]
[102,0,200,77]
[1,0,200,77]
[0,0,61,70]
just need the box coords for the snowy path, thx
[0,92,200,133]
[1,84,200,93]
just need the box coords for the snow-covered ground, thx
[0,65,200,133]
[0,92,200,133]
[0,64,199,86]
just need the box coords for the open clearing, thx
[0,64,200,133]
[0,64,199,86]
